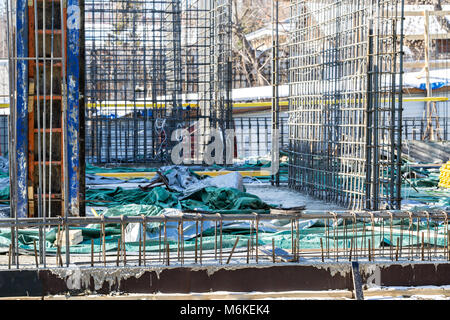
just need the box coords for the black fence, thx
[234,115,289,159]
[85,113,290,164]
[85,113,450,165]
[403,117,450,141]
[0,115,7,157]
[0,113,448,165]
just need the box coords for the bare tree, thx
[231,0,272,87]
[433,0,450,32]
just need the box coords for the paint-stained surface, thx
[15,0,29,218]
[66,1,81,216]
[0,263,448,297]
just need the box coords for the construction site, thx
[0,0,449,301]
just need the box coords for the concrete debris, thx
[54,230,83,247]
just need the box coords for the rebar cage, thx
[287,0,404,210]
[84,0,232,165]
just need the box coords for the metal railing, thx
[403,117,450,141]
[234,115,289,159]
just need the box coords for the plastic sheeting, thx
[86,186,272,213]
[402,163,450,209]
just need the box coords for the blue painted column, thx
[15,0,29,218]
[66,1,81,216]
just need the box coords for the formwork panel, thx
[4,0,83,220]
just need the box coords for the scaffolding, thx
[286,0,404,211]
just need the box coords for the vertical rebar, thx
[33,240,38,268]
[8,244,12,269]
[226,237,239,264]
[195,219,198,264]
[138,233,142,266]
[166,242,170,266]
[200,218,203,265]
[272,238,275,263]
[142,215,146,266]
[255,214,259,264]
[181,217,185,265]
[219,216,223,264]
[395,237,399,261]
[214,219,217,260]
[320,238,324,262]
[116,239,120,267]
[91,239,94,267]
[246,239,250,264]
[102,216,106,266]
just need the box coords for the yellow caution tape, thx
[1,96,447,110]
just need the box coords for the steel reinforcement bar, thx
[0,209,449,225]
[2,208,450,270]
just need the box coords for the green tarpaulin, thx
[86,186,272,213]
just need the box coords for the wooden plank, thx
[405,33,450,40]
[3,287,450,300]
[403,61,450,69]
[404,10,450,17]
[270,206,306,214]
[259,246,297,262]
[383,10,450,17]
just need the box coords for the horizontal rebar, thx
[0,209,448,227]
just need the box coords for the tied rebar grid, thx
[1,209,450,269]
[84,0,232,165]
[403,117,450,142]
[287,0,403,211]
[210,0,233,160]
